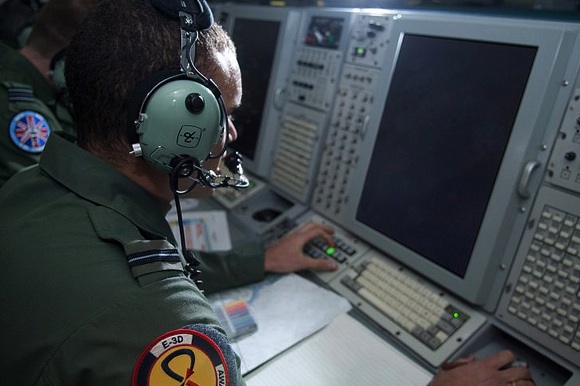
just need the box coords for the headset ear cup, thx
[129,72,226,173]
[127,70,181,145]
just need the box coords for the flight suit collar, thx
[40,133,173,239]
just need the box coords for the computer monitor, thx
[340,12,580,306]
[215,5,301,178]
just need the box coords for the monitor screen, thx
[229,18,281,162]
[356,34,537,277]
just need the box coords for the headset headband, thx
[128,0,227,171]
[150,0,213,28]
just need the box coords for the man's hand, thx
[430,350,535,386]
[264,222,338,273]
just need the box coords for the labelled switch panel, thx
[311,64,381,217]
[286,13,350,112]
[271,10,354,204]
[270,102,330,204]
[286,46,343,112]
[346,13,393,67]
[547,89,580,194]
[310,12,394,220]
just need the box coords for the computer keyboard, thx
[496,187,580,368]
[340,255,469,350]
[295,212,486,366]
[303,235,358,264]
[329,249,486,367]
[299,212,371,283]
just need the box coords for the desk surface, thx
[245,312,433,386]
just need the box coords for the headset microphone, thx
[168,152,250,194]
[180,151,250,191]
[222,151,250,188]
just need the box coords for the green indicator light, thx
[453,312,460,319]
[326,247,336,255]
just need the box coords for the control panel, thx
[286,15,346,111]
[270,103,330,203]
[311,13,393,219]
[311,63,381,216]
[496,186,580,368]
[295,211,371,283]
[206,6,580,382]
[347,13,395,68]
[270,10,355,204]
[547,89,580,195]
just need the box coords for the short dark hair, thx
[65,0,235,162]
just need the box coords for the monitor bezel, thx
[340,12,578,305]
[217,5,302,178]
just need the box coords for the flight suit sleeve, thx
[196,241,266,295]
[37,273,247,386]
[32,204,247,385]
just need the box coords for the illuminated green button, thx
[355,47,366,57]
[326,246,336,256]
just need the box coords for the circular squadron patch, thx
[9,110,51,153]
[133,328,230,386]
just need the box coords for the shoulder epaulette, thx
[7,85,36,103]
[125,240,183,278]
[89,206,185,280]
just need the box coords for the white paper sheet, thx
[245,312,433,386]
[208,274,352,374]
[167,210,232,251]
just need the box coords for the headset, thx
[128,0,248,193]
[128,0,248,282]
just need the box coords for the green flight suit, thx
[0,41,76,188]
[0,133,264,385]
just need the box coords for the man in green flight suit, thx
[0,0,338,384]
[0,0,535,385]
[0,0,95,188]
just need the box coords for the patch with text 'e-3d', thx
[132,326,231,386]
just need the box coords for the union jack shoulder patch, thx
[9,110,51,153]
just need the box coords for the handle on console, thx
[274,87,285,110]
[518,160,541,199]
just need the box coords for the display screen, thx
[229,18,281,161]
[356,34,537,277]
[304,16,343,49]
